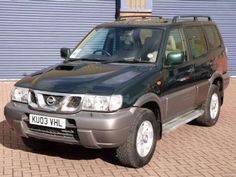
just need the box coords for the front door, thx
[160,28,196,122]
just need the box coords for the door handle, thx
[187,66,195,73]
[177,76,190,82]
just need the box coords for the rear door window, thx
[185,27,208,59]
[204,25,221,49]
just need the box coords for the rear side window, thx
[185,27,208,59]
[204,25,221,49]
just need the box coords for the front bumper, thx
[4,102,135,149]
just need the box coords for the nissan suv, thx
[4,15,230,168]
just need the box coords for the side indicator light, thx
[156,80,162,86]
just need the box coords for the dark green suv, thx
[4,15,230,168]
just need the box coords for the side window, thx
[165,29,187,62]
[185,27,208,59]
[204,25,221,49]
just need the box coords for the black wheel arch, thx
[209,72,224,105]
[133,93,163,139]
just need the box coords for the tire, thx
[116,108,159,168]
[195,85,221,126]
[21,137,54,151]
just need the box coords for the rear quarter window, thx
[204,25,221,49]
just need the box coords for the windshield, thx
[69,27,163,63]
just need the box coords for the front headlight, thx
[82,95,123,112]
[11,87,29,103]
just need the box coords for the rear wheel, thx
[21,137,54,151]
[116,108,159,168]
[195,85,221,126]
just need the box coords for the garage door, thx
[153,0,236,76]
[0,0,115,79]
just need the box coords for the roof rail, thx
[172,15,212,23]
[118,15,163,21]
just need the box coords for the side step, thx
[162,109,204,135]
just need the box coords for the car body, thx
[4,15,230,168]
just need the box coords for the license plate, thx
[29,114,66,129]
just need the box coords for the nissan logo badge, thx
[46,96,56,106]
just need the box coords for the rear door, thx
[184,26,211,106]
[161,28,196,122]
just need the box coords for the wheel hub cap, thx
[210,93,219,119]
[136,120,154,157]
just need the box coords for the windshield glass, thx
[70,27,163,63]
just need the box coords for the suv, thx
[4,15,230,168]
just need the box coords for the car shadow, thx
[0,120,121,166]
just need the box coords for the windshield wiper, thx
[102,59,152,64]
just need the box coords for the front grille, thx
[67,96,81,108]
[28,90,82,113]
[31,92,37,104]
[24,115,79,140]
[43,94,64,106]
[27,123,79,139]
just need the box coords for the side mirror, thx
[60,48,71,59]
[167,51,184,65]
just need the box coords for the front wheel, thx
[116,108,159,168]
[195,85,221,126]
